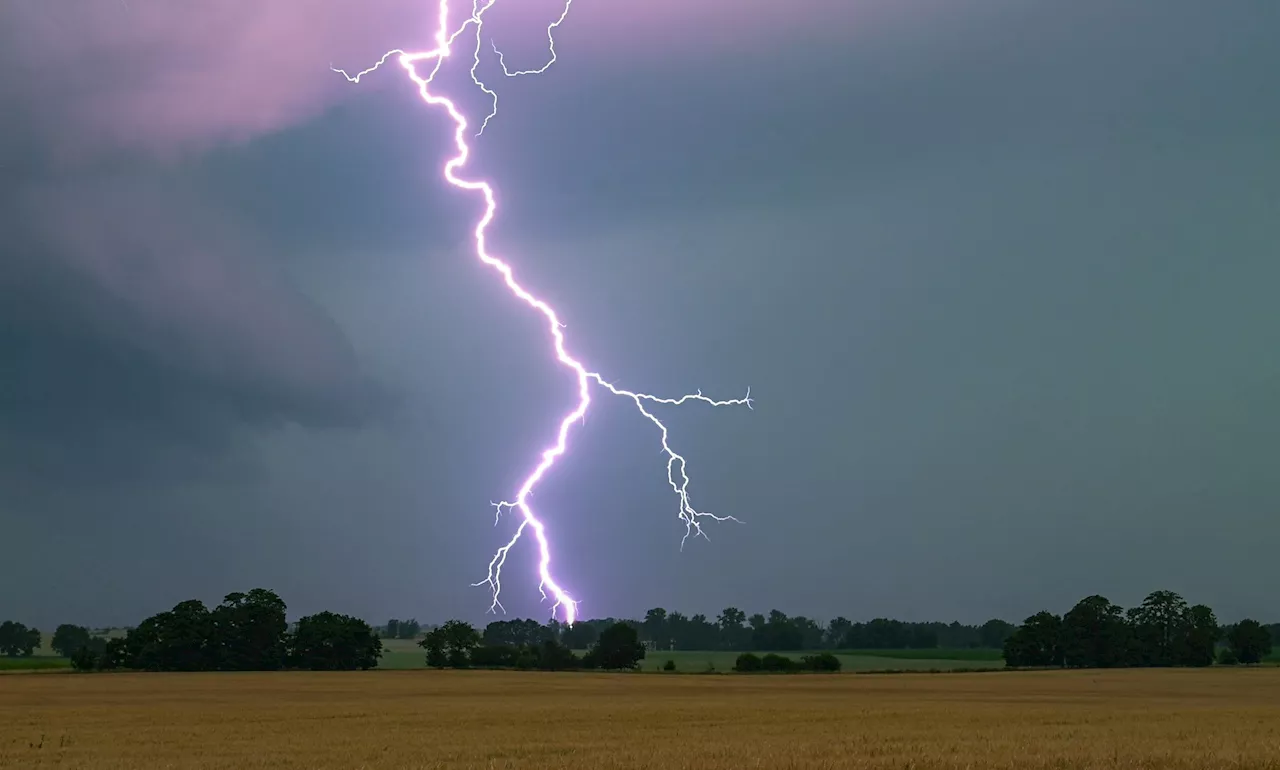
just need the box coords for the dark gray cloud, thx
[0,174,388,490]
[0,0,402,493]
[3,1,1279,629]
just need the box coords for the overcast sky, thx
[2,0,1277,629]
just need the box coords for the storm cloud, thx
[2,0,1278,629]
[0,0,412,490]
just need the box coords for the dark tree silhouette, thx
[586,622,645,670]
[1127,590,1190,667]
[289,612,382,671]
[1182,604,1220,667]
[979,619,1016,649]
[210,589,289,671]
[0,621,40,657]
[51,624,93,658]
[420,620,481,668]
[1226,619,1272,665]
[1061,595,1130,668]
[1003,611,1064,667]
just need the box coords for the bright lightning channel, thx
[332,0,751,626]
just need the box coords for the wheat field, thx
[3,668,1279,769]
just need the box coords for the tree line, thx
[382,610,1018,654]
[30,589,384,672]
[540,607,1021,652]
[1003,590,1274,668]
[408,611,1007,673]
[413,618,857,673]
[10,589,1275,674]
[7,608,1017,659]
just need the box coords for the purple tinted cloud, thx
[0,0,891,468]
[1,0,420,159]
[0,0,416,465]
[1,0,888,158]
[11,177,375,420]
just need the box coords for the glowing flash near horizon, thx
[332,0,750,625]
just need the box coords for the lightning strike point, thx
[336,0,750,627]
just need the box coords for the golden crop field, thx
[3,668,1280,769]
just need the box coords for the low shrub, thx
[800,652,842,672]
[734,653,763,672]
[760,653,795,672]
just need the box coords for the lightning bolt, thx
[333,0,751,625]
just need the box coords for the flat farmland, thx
[4,669,1280,769]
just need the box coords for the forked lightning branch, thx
[332,0,750,625]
